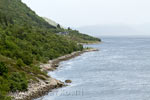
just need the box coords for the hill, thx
[0,0,100,99]
[0,0,54,28]
[42,17,101,43]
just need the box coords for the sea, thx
[36,36,150,100]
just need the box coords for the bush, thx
[0,62,8,75]
[0,92,11,100]
[21,52,33,65]
[9,72,28,92]
[0,77,11,100]
[16,59,25,67]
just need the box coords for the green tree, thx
[57,24,61,28]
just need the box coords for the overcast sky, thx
[22,0,150,28]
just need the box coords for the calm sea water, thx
[36,37,150,100]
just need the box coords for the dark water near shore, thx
[37,37,150,100]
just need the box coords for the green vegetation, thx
[0,76,11,100]
[53,28,101,43]
[0,0,100,99]
[9,72,28,92]
[0,0,54,28]
[67,29,101,43]
[0,62,8,75]
[43,17,101,43]
[0,62,26,100]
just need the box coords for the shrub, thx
[9,72,28,92]
[0,62,8,75]
[0,76,11,100]
[16,59,25,67]
[0,92,11,100]
[21,52,33,65]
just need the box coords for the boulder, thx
[65,80,72,83]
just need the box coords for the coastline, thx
[9,48,99,100]
[78,41,101,45]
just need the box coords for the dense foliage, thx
[0,62,8,75]
[0,62,27,100]
[0,0,54,28]
[9,72,28,92]
[0,76,11,100]
[0,13,83,99]
[0,24,83,65]
[0,0,100,99]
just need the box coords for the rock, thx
[54,64,59,67]
[65,80,72,83]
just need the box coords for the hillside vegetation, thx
[0,0,100,99]
[43,17,101,43]
[67,29,101,43]
[0,0,54,28]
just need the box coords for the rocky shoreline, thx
[9,48,99,100]
[40,48,99,72]
[9,78,64,100]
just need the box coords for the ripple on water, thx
[36,37,150,100]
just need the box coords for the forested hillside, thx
[0,0,100,99]
[0,0,54,28]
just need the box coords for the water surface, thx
[37,37,150,100]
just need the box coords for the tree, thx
[57,24,61,28]
[68,27,71,30]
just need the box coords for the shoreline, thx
[78,41,101,45]
[10,48,99,100]
[40,48,99,72]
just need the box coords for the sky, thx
[22,0,150,27]
[21,0,150,36]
